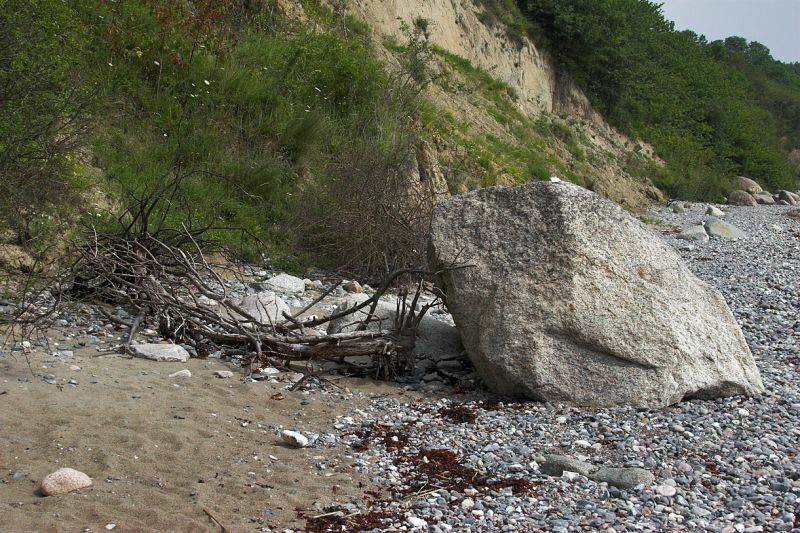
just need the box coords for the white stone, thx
[562,471,581,482]
[265,273,305,294]
[656,483,677,497]
[705,206,725,217]
[327,294,463,363]
[237,291,289,326]
[130,344,190,363]
[39,467,92,496]
[197,295,219,307]
[214,370,234,379]
[574,440,592,448]
[169,369,191,378]
[281,430,309,448]
[407,516,428,528]
[461,498,475,509]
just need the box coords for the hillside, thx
[1,0,798,277]
[511,0,800,198]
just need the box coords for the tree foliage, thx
[517,0,799,199]
[0,0,92,243]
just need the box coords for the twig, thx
[202,508,229,533]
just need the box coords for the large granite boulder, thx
[429,182,764,407]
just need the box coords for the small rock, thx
[39,468,92,496]
[676,225,709,242]
[252,367,282,380]
[130,344,190,363]
[407,516,428,529]
[656,483,677,497]
[168,369,192,378]
[214,370,234,379]
[705,218,746,240]
[541,455,596,477]
[592,467,655,489]
[284,372,305,383]
[342,280,364,293]
[753,192,775,205]
[705,206,725,217]
[281,430,309,448]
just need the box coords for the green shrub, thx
[0,0,93,243]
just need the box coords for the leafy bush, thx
[0,0,93,243]
[64,0,432,274]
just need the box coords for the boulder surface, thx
[705,218,746,240]
[728,190,758,207]
[237,291,290,326]
[429,182,763,407]
[734,176,763,194]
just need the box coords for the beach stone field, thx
[310,203,800,533]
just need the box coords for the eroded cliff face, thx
[323,0,663,209]
[348,0,632,132]
[350,0,561,114]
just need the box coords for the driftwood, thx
[68,226,452,379]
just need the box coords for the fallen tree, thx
[69,221,449,379]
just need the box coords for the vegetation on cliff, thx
[1,0,436,274]
[502,0,800,198]
[2,0,799,276]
